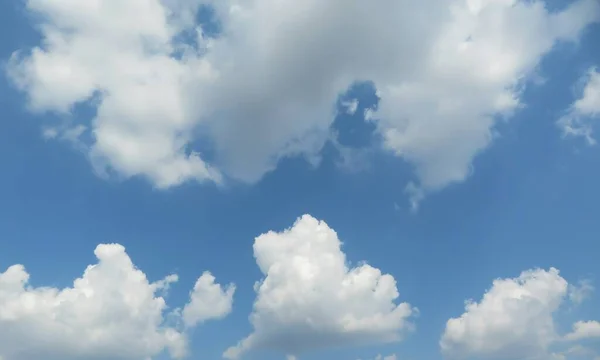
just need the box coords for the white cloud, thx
[441,268,569,360]
[182,271,236,328]
[441,268,600,360]
[376,0,599,191]
[569,280,594,305]
[8,0,600,197]
[7,0,222,188]
[342,99,360,116]
[564,321,600,342]
[559,68,600,144]
[224,215,415,359]
[0,243,234,360]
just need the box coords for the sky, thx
[0,0,600,360]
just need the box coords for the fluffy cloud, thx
[373,0,599,194]
[0,243,234,360]
[8,0,599,197]
[8,0,222,188]
[224,215,415,359]
[441,268,568,359]
[559,68,600,144]
[440,268,600,360]
[564,321,600,342]
[182,272,236,327]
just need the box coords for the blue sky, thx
[1,1,600,360]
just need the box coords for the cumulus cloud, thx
[564,321,600,342]
[224,215,415,359]
[440,268,600,360]
[559,68,600,144]
[7,0,599,198]
[441,268,568,360]
[182,271,235,327]
[0,243,234,360]
[7,0,222,188]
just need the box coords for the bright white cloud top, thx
[0,243,234,360]
[7,0,600,201]
[224,215,415,359]
[182,271,236,328]
[441,268,600,360]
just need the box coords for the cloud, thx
[379,355,398,360]
[342,99,360,116]
[373,0,598,193]
[7,0,222,188]
[441,268,568,360]
[440,268,600,360]
[559,67,600,144]
[224,215,415,359]
[0,243,234,360]
[569,279,594,305]
[378,355,397,360]
[182,272,236,327]
[8,0,600,198]
[564,321,600,342]
[560,344,598,359]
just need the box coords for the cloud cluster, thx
[224,215,415,359]
[1,218,600,360]
[4,2,600,358]
[8,0,600,200]
[0,243,234,360]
